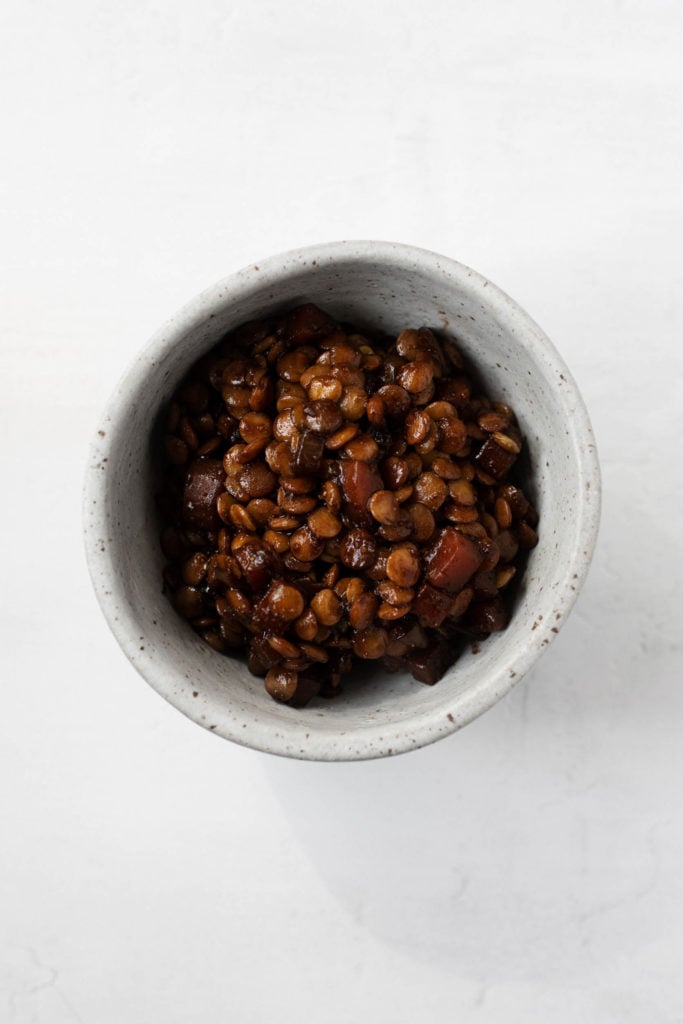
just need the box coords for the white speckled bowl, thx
[83,241,600,760]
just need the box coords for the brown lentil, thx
[247,498,278,526]
[344,577,366,605]
[382,456,409,489]
[197,437,222,456]
[414,472,448,510]
[448,479,477,506]
[321,479,342,512]
[311,589,343,626]
[299,642,328,663]
[376,581,415,606]
[386,544,421,587]
[238,462,276,498]
[495,497,513,529]
[322,562,340,587]
[227,588,251,617]
[431,456,461,480]
[405,409,431,445]
[229,503,257,532]
[353,627,387,659]
[344,434,380,462]
[269,514,302,532]
[439,417,468,455]
[263,529,289,554]
[339,386,368,421]
[265,582,305,621]
[279,471,314,498]
[444,502,480,524]
[478,411,510,433]
[278,490,318,515]
[517,522,539,549]
[294,609,319,641]
[407,502,436,542]
[339,529,377,569]
[267,635,301,660]
[239,412,272,444]
[289,526,325,562]
[160,303,539,705]
[349,592,379,630]
[393,484,414,505]
[366,395,385,425]
[378,384,411,417]
[377,602,411,620]
[492,431,521,455]
[326,423,359,450]
[308,377,343,402]
[495,565,517,589]
[308,507,343,538]
[398,361,434,394]
[368,490,399,526]
[181,552,208,586]
[265,667,299,701]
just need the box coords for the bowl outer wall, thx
[83,241,601,761]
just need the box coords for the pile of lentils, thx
[159,304,539,707]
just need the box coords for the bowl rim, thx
[83,240,601,760]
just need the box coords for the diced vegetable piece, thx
[339,459,384,526]
[474,438,517,480]
[467,597,509,633]
[182,458,225,531]
[408,637,456,685]
[413,583,454,628]
[292,429,325,474]
[234,541,279,594]
[424,527,483,593]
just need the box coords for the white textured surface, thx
[1,1,682,1021]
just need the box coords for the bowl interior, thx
[86,244,598,759]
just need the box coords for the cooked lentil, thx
[159,304,539,705]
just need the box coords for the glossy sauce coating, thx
[159,306,539,704]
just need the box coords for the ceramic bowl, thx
[83,241,600,760]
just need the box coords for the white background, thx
[2,1,682,1021]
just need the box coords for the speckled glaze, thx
[83,241,600,760]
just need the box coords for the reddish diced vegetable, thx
[385,620,429,657]
[304,400,343,435]
[292,429,325,475]
[339,460,384,526]
[474,438,517,480]
[284,304,336,346]
[408,636,456,685]
[182,458,225,531]
[467,597,509,634]
[424,527,483,593]
[234,541,279,594]
[413,582,455,628]
[287,669,323,708]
